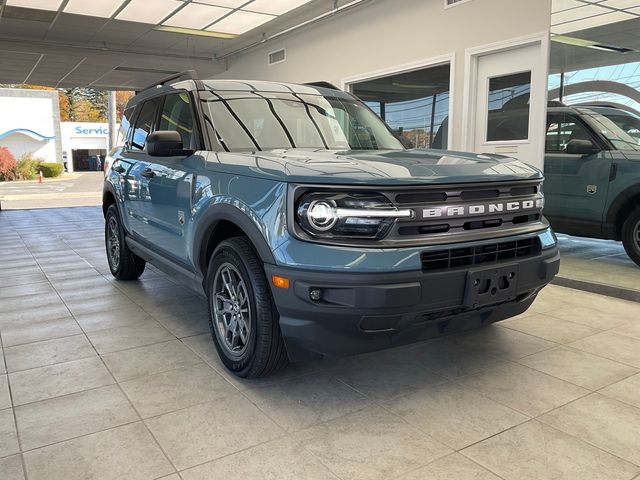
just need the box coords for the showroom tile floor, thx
[1,206,640,480]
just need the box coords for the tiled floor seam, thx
[533,418,640,469]
[172,432,295,478]
[99,352,181,477]
[0,330,30,480]
[562,337,640,370]
[510,356,640,393]
[20,236,180,477]
[328,376,455,473]
[387,451,510,480]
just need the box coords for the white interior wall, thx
[216,0,552,155]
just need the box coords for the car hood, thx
[206,148,542,185]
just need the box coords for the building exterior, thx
[0,88,62,164]
[60,122,112,172]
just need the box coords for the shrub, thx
[0,147,17,181]
[38,162,64,178]
[15,153,42,180]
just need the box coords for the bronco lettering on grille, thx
[422,199,543,219]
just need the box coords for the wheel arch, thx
[605,185,640,240]
[102,182,118,218]
[194,204,276,282]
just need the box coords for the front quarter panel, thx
[190,170,289,274]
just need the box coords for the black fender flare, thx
[193,203,276,277]
[102,181,119,217]
[605,184,640,237]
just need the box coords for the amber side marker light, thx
[272,275,290,289]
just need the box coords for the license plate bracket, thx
[464,264,519,308]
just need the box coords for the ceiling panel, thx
[27,54,87,85]
[0,0,359,88]
[0,50,41,83]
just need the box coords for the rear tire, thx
[206,236,288,378]
[105,204,146,280]
[622,207,640,268]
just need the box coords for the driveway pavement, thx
[0,172,102,210]
[1,206,640,480]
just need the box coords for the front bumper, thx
[265,246,560,362]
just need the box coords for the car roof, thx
[127,77,352,110]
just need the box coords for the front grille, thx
[381,180,546,245]
[421,237,542,271]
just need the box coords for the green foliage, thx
[38,162,64,178]
[0,147,17,181]
[61,87,107,122]
[16,153,43,180]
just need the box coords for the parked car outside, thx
[103,72,559,377]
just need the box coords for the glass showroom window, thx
[351,63,451,149]
[486,71,531,142]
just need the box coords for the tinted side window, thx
[131,98,161,151]
[158,93,197,149]
[545,114,592,153]
[118,107,134,147]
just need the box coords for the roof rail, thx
[141,70,199,92]
[304,81,341,91]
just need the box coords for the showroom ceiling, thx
[550,1,640,73]
[0,0,365,89]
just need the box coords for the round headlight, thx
[307,200,338,231]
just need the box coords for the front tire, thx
[206,236,288,378]
[622,207,640,268]
[105,204,146,280]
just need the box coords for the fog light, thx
[309,288,322,301]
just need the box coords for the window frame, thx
[545,112,604,154]
[157,90,203,151]
[128,96,162,153]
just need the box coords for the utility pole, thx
[107,90,117,151]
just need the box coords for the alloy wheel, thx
[107,215,121,270]
[212,263,251,356]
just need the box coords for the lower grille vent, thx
[421,237,541,271]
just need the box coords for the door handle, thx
[140,168,156,179]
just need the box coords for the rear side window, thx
[118,107,134,147]
[158,93,197,149]
[131,97,161,151]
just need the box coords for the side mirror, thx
[146,130,193,157]
[565,139,600,156]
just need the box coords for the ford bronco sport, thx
[103,72,559,378]
[544,105,640,266]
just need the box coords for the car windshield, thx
[200,91,404,152]
[595,110,640,146]
[583,110,640,151]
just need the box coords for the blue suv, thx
[103,72,559,377]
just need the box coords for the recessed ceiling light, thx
[64,0,125,18]
[5,0,63,10]
[245,0,313,16]
[155,24,237,38]
[207,10,274,34]
[164,2,231,29]
[116,0,183,24]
